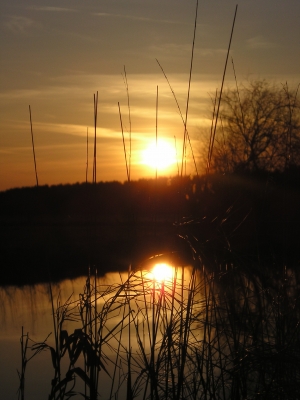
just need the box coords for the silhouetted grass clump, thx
[18,257,300,399]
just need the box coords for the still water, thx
[0,278,89,399]
[0,265,202,399]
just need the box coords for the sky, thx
[0,0,299,191]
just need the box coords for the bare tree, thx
[211,80,300,173]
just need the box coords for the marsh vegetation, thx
[15,259,300,399]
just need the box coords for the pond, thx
[0,262,202,400]
[0,278,87,399]
[1,262,299,399]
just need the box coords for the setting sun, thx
[151,263,174,282]
[142,139,177,171]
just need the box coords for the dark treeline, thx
[0,177,189,221]
[0,176,193,285]
[1,169,300,286]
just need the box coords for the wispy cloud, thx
[94,12,183,25]
[149,43,191,55]
[197,48,227,57]
[29,6,77,13]
[149,43,227,59]
[247,35,276,50]
[3,16,36,34]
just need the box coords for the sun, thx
[142,139,177,171]
[151,263,174,282]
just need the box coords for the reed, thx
[118,102,130,182]
[86,127,89,183]
[123,66,132,182]
[93,91,98,184]
[18,327,28,400]
[18,252,300,399]
[28,105,39,187]
[156,59,198,177]
[206,5,238,176]
[180,0,199,178]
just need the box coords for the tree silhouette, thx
[211,80,300,173]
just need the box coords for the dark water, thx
[0,265,194,400]
[0,279,86,399]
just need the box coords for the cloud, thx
[197,48,227,57]
[3,16,35,34]
[246,36,276,50]
[29,6,77,13]
[94,12,182,25]
[149,43,227,60]
[149,43,191,56]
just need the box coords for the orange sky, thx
[1,0,299,191]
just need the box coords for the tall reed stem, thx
[93,92,98,184]
[118,102,130,182]
[156,59,198,177]
[207,5,238,175]
[86,127,89,183]
[28,105,39,187]
[180,0,199,178]
[123,66,132,182]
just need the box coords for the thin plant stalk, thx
[156,59,198,177]
[28,105,39,187]
[109,278,127,399]
[174,136,179,176]
[151,278,155,400]
[94,268,99,397]
[48,282,63,399]
[155,85,158,182]
[231,57,246,137]
[93,92,98,184]
[153,86,159,237]
[206,89,218,176]
[118,102,130,182]
[18,328,51,400]
[127,267,133,400]
[86,127,89,183]
[180,0,199,178]
[18,327,28,400]
[207,4,238,175]
[123,66,132,182]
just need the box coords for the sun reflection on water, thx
[0,264,198,399]
[148,263,174,283]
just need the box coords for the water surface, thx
[1,265,197,399]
